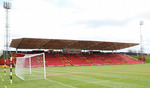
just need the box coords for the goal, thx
[15,53,46,80]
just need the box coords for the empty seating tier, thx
[1,53,143,66]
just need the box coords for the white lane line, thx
[45,78,78,88]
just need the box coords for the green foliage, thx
[144,56,150,63]
[0,54,11,59]
[0,54,3,59]
[0,64,150,88]
[131,56,150,63]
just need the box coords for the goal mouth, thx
[15,53,46,80]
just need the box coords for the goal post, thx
[15,53,46,80]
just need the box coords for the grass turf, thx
[0,64,150,88]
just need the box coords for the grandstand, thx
[0,38,143,66]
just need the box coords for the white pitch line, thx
[45,78,78,88]
[0,75,7,88]
[2,78,4,81]
[4,86,7,88]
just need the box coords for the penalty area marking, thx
[45,78,78,88]
[0,75,4,81]
[0,75,7,88]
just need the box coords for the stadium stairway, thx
[76,54,92,66]
[58,55,72,66]
[45,54,66,67]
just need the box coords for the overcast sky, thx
[0,0,150,53]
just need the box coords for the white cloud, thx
[71,0,150,20]
[0,0,150,53]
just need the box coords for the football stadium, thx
[0,38,150,88]
[1,0,150,88]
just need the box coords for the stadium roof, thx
[10,38,139,50]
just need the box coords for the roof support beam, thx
[38,39,51,49]
[16,38,24,49]
[63,41,79,49]
[83,42,103,50]
[102,43,121,50]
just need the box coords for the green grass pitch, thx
[0,63,150,88]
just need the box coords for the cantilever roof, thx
[10,38,139,50]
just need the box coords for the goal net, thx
[15,53,46,80]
